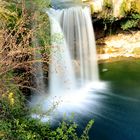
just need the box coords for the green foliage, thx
[49,119,94,140]
[120,13,140,30]
[0,117,51,140]
[33,0,51,10]
[131,13,140,19]
[35,11,51,49]
[80,120,94,140]
[121,19,139,30]
[0,91,94,140]
[95,0,140,32]
[0,0,18,27]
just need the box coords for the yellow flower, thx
[10,98,14,106]
[8,92,13,99]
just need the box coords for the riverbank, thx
[97,31,140,63]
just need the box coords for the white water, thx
[60,6,99,84]
[48,9,76,95]
[31,5,105,122]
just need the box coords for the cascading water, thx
[60,6,99,84]
[31,2,107,122]
[48,6,99,95]
[48,9,76,96]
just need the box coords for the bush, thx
[0,0,51,95]
[120,13,140,30]
[0,91,94,140]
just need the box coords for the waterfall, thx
[47,9,76,96]
[48,6,99,91]
[31,3,101,121]
[60,6,99,84]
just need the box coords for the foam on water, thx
[30,81,109,123]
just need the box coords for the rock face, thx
[97,31,140,61]
[83,0,140,17]
[112,0,123,17]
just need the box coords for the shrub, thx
[0,0,51,95]
[120,13,140,30]
[0,90,94,140]
[121,19,139,30]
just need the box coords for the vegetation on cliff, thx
[84,0,140,31]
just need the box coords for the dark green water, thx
[87,59,140,140]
